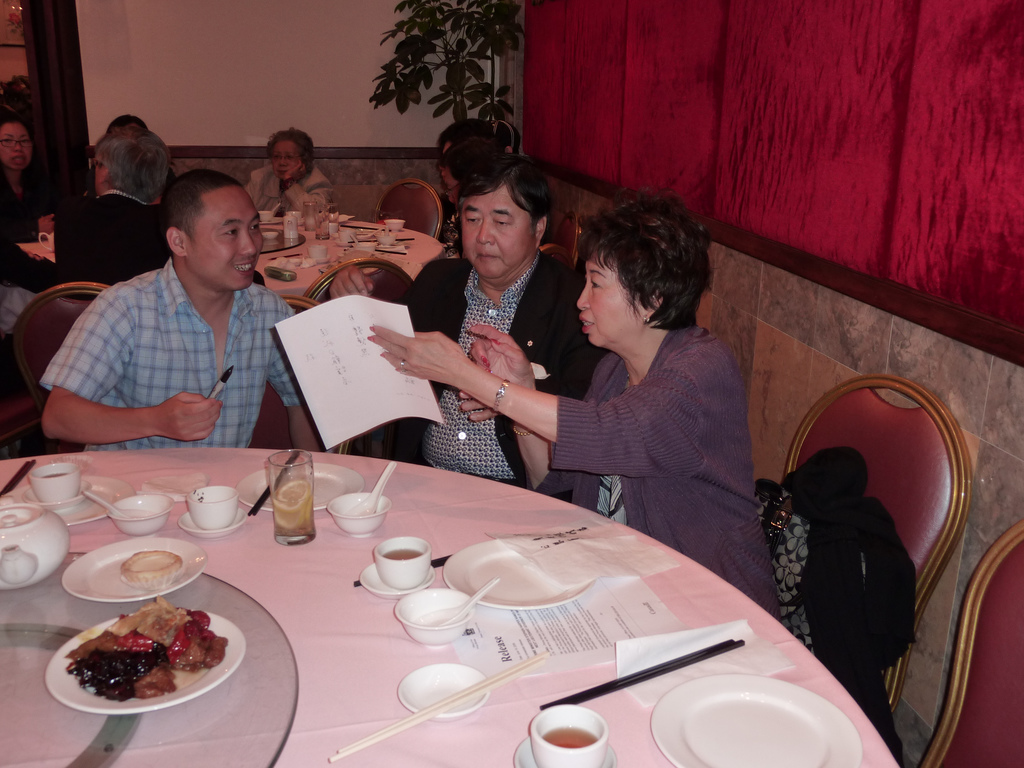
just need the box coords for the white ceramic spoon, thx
[348,461,397,516]
[420,577,501,628]
[82,489,122,516]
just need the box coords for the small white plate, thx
[262,230,280,240]
[651,674,862,768]
[19,475,134,525]
[178,507,247,539]
[62,537,207,602]
[48,454,94,471]
[398,663,489,720]
[45,612,245,714]
[444,540,594,610]
[23,480,93,510]
[514,738,617,768]
[236,464,364,511]
[358,563,435,599]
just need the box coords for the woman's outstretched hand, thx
[467,324,534,387]
[370,326,470,387]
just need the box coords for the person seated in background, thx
[0,108,58,242]
[41,169,318,451]
[438,137,498,257]
[86,114,176,198]
[54,126,171,285]
[0,236,58,397]
[330,154,605,486]
[371,191,777,614]
[246,128,331,216]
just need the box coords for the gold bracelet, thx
[511,424,533,437]
[494,379,510,410]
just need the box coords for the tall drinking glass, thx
[267,450,315,545]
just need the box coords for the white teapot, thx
[0,503,70,589]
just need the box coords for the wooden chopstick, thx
[328,651,550,762]
[539,638,745,709]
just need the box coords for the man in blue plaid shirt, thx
[41,170,318,451]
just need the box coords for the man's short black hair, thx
[458,154,550,227]
[162,169,244,238]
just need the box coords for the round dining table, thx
[0,449,896,768]
[257,222,444,297]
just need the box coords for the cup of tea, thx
[38,232,55,252]
[258,210,274,223]
[373,536,431,590]
[377,231,397,247]
[308,243,330,264]
[186,485,240,530]
[383,218,405,232]
[28,462,82,503]
[529,705,609,768]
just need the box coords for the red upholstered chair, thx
[540,243,574,270]
[784,374,972,708]
[13,282,108,414]
[551,210,581,269]
[373,178,443,239]
[0,390,39,454]
[304,258,413,303]
[919,519,1024,768]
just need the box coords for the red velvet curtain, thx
[524,0,1024,327]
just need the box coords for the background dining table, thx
[257,222,444,296]
[0,448,898,767]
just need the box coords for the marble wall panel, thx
[709,243,761,315]
[709,298,757,395]
[980,355,1024,458]
[759,263,819,345]
[812,286,893,372]
[889,318,992,436]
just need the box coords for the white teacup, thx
[186,485,239,530]
[308,243,330,264]
[383,218,405,232]
[38,232,55,252]
[28,462,81,503]
[258,210,274,223]
[376,231,397,247]
[373,536,431,590]
[335,228,355,244]
[529,705,609,768]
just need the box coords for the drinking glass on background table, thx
[302,200,318,232]
[267,450,315,545]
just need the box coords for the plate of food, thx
[236,463,364,511]
[651,674,862,768]
[62,537,207,602]
[443,540,594,610]
[45,596,246,715]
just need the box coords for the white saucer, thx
[178,506,247,539]
[23,480,93,511]
[514,738,616,768]
[358,564,435,599]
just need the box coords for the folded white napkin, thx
[616,619,794,706]
[270,255,315,269]
[375,245,408,255]
[141,473,210,501]
[489,521,680,588]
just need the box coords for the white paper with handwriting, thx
[275,295,442,448]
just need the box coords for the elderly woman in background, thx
[0,108,58,242]
[246,127,331,216]
[55,126,171,285]
[373,191,776,613]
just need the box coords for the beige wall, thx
[547,174,1023,767]
[74,0,448,146]
[0,45,27,82]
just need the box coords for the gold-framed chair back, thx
[540,243,574,270]
[304,258,413,303]
[552,210,581,267]
[785,374,972,709]
[374,178,443,239]
[283,295,319,313]
[919,519,1024,768]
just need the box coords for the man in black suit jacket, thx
[54,126,169,286]
[330,155,604,485]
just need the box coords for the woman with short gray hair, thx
[245,127,331,215]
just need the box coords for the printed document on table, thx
[453,577,685,676]
[275,295,442,448]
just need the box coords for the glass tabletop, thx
[0,554,297,768]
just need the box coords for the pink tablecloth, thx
[1,449,896,767]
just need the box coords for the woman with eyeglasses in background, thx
[0,107,58,242]
[245,127,331,216]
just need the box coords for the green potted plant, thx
[370,0,524,121]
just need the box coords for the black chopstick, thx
[247,486,271,516]
[539,638,745,709]
[1,459,36,497]
[353,554,452,588]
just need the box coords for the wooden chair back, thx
[374,178,443,239]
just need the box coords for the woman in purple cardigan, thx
[374,191,776,614]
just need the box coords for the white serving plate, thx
[46,612,245,715]
[236,463,364,511]
[62,537,207,602]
